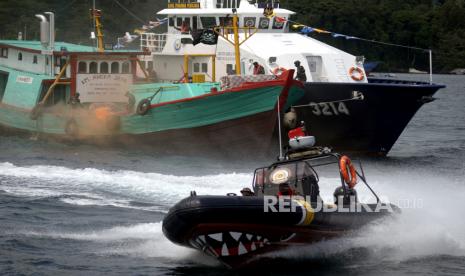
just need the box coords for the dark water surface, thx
[1,74,464,275]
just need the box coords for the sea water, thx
[0,74,464,275]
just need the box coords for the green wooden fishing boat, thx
[0,42,303,156]
[0,11,305,157]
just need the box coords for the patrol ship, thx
[139,0,445,155]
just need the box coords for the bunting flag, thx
[292,24,306,29]
[313,28,331,34]
[300,26,314,34]
[275,16,287,23]
[289,19,360,41]
[134,28,146,35]
[331,33,357,39]
[149,18,168,28]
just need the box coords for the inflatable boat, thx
[163,135,399,268]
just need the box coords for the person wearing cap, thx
[240,188,255,196]
[253,61,265,75]
[294,60,307,82]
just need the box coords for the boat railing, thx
[140,33,168,53]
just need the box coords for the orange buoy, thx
[339,155,358,188]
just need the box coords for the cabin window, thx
[169,17,174,27]
[193,63,200,73]
[219,17,232,27]
[100,62,109,74]
[258,17,270,29]
[192,16,198,31]
[244,17,256,28]
[0,48,7,58]
[33,55,38,64]
[89,62,98,73]
[122,62,131,73]
[200,17,217,28]
[147,61,153,70]
[184,17,191,27]
[18,52,23,61]
[272,17,285,29]
[226,64,235,75]
[176,17,183,27]
[111,62,120,73]
[78,61,87,73]
[202,63,208,73]
[45,57,49,65]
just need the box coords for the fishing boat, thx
[0,10,304,157]
[163,128,399,268]
[139,0,446,156]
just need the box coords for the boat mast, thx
[232,15,241,75]
[91,8,105,52]
[215,9,257,75]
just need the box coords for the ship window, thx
[18,52,23,61]
[200,17,217,28]
[89,62,98,73]
[184,17,191,27]
[272,17,285,29]
[78,61,87,73]
[176,17,183,27]
[193,63,200,73]
[258,17,270,29]
[192,16,198,31]
[45,57,49,65]
[244,17,256,28]
[33,55,38,64]
[219,17,232,27]
[226,64,235,75]
[122,62,131,73]
[202,63,208,73]
[0,48,8,58]
[111,62,120,73]
[100,62,109,74]
[169,17,174,27]
[147,61,153,70]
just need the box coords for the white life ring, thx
[174,39,182,51]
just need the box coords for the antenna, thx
[277,96,283,160]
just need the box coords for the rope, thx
[112,0,146,25]
[286,19,431,52]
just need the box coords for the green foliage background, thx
[0,0,464,72]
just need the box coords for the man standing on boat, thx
[253,61,265,75]
[294,60,307,82]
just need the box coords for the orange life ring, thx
[339,155,357,188]
[349,66,365,81]
[272,67,287,76]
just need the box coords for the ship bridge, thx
[158,0,294,34]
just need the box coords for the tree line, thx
[0,0,463,72]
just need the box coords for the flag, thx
[149,18,168,28]
[292,24,305,30]
[331,33,345,38]
[275,16,287,23]
[123,32,138,43]
[192,29,218,46]
[134,29,146,35]
[313,28,330,34]
[300,26,314,34]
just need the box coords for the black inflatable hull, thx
[162,195,398,268]
[299,78,445,155]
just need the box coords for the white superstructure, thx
[139,0,366,83]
